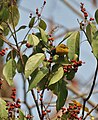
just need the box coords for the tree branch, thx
[82,59,98,118]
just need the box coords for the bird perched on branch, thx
[51,44,69,56]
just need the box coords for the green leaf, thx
[18,109,26,120]
[37,77,48,90]
[28,67,48,91]
[61,113,70,120]
[86,23,97,45]
[49,67,64,86]
[17,55,28,73]
[39,19,47,30]
[66,69,76,80]
[56,80,68,111]
[9,5,20,27]
[1,22,9,36]
[0,7,9,22]
[92,39,98,59]
[29,17,36,28]
[3,59,16,86]
[16,25,27,32]
[90,25,98,59]
[6,50,16,61]
[25,53,45,78]
[0,25,4,33]
[0,38,4,47]
[0,98,8,119]
[95,9,98,24]
[67,31,80,60]
[59,32,73,44]
[27,34,39,46]
[38,27,48,43]
[86,24,92,44]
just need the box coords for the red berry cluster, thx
[11,88,16,101]
[39,93,43,102]
[0,78,3,89]
[6,88,21,118]
[41,109,51,117]
[63,60,83,73]
[37,91,51,118]
[0,48,8,56]
[36,8,41,17]
[66,102,82,120]
[89,17,94,21]
[80,3,94,22]
[80,3,88,19]
[25,114,33,119]
[61,107,66,114]
[48,37,54,42]
[29,13,32,18]
[48,35,54,46]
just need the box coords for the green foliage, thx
[1,1,98,119]
[49,80,68,111]
[0,98,8,119]
[18,109,26,120]
[28,67,49,91]
[1,22,10,36]
[0,7,9,22]
[17,55,28,73]
[59,31,73,44]
[6,50,17,61]
[16,25,27,32]
[49,66,64,85]
[38,27,48,43]
[86,24,92,44]
[25,53,45,78]
[29,17,36,28]
[66,69,76,80]
[95,9,98,24]
[27,34,39,46]
[86,23,98,59]
[8,5,20,27]
[39,19,47,30]
[0,38,4,47]
[3,59,16,86]
[67,31,80,60]
[92,39,98,59]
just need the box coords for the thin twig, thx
[82,59,98,118]
[0,35,18,52]
[21,73,32,116]
[83,104,98,120]
[31,89,42,119]
[67,85,98,110]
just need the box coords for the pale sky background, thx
[12,0,98,119]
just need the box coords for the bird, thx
[51,44,69,56]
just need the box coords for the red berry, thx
[12,88,16,91]
[64,69,67,73]
[43,0,46,5]
[38,14,41,17]
[17,98,21,103]
[40,98,43,101]
[26,43,32,48]
[90,17,94,21]
[42,111,46,116]
[46,109,51,113]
